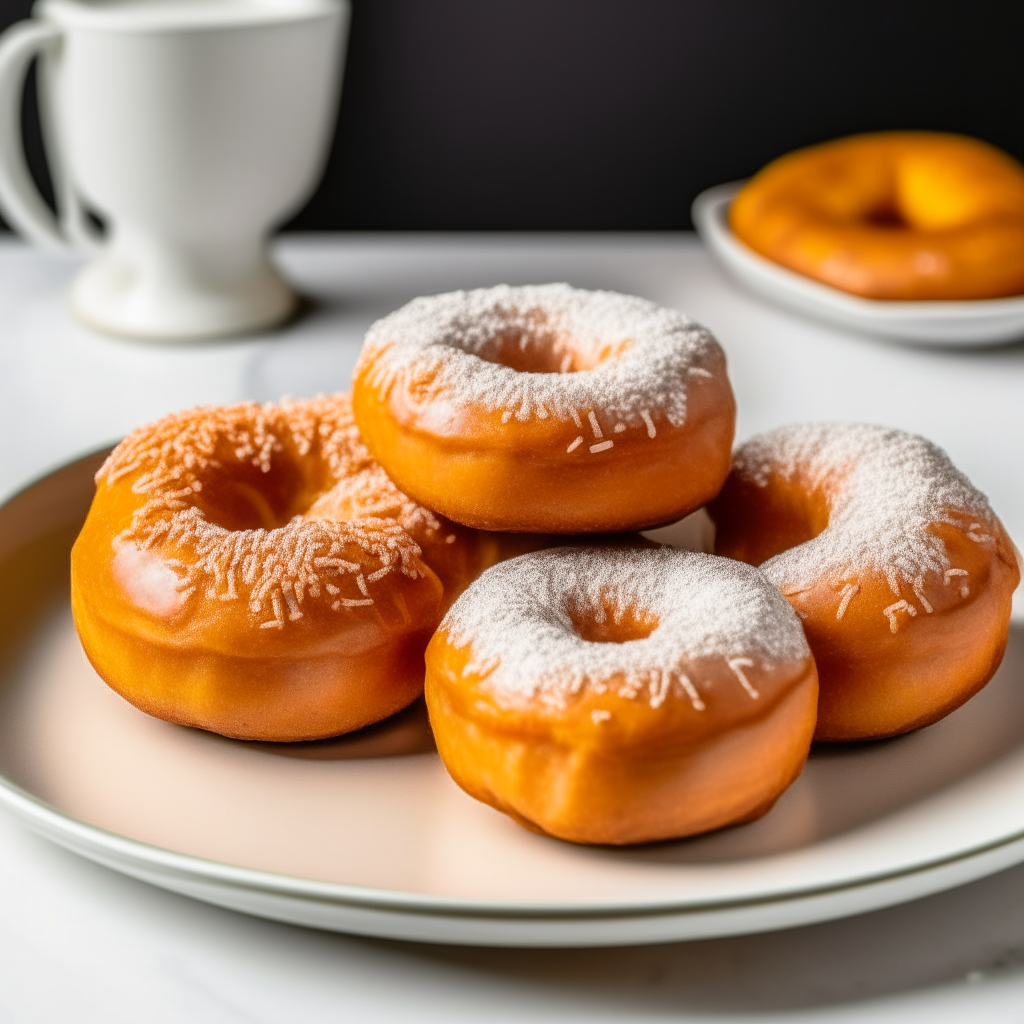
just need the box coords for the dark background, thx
[1,0,1022,231]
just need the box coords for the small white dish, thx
[692,182,1024,347]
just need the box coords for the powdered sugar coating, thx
[97,395,439,630]
[356,283,724,429]
[733,423,1000,601]
[440,546,809,710]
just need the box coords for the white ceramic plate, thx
[692,182,1024,347]
[3,454,1024,947]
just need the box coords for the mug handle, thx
[0,19,74,251]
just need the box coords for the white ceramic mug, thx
[0,0,348,339]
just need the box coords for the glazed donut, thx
[352,284,736,533]
[71,394,506,742]
[425,546,817,845]
[730,132,1024,300]
[708,424,1020,742]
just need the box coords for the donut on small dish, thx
[71,394,516,742]
[425,546,817,845]
[708,423,1020,742]
[730,132,1024,300]
[352,284,736,534]
[301,396,554,612]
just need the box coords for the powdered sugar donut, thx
[709,424,1021,741]
[425,546,817,844]
[352,284,736,533]
[71,394,519,742]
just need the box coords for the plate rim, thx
[8,765,1024,924]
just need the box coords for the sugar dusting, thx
[356,284,725,433]
[732,424,999,623]
[97,395,443,629]
[440,547,809,711]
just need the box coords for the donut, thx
[730,132,1024,300]
[71,394,515,742]
[425,546,818,845]
[352,284,736,533]
[708,424,1021,742]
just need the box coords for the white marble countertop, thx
[2,234,1024,1021]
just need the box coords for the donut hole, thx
[194,458,322,531]
[714,475,833,566]
[863,202,908,229]
[763,484,833,561]
[569,596,658,644]
[478,327,578,374]
[477,327,630,375]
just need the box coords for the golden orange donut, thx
[425,546,818,845]
[708,424,1021,742]
[71,394,519,742]
[352,284,736,533]
[730,132,1024,300]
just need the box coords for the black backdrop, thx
[1,0,1021,231]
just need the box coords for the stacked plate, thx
[2,453,1024,947]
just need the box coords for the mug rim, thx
[34,0,343,33]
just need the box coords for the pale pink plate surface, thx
[2,454,1024,946]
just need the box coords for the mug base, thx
[69,253,299,341]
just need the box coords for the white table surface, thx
[2,234,1024,1021]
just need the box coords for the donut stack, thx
[71,283,1020,846]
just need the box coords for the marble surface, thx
[1,234,1024,1021]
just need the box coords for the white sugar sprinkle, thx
[836,582,859,619]
[96,395,437,630]
[731,424,999,600]
[356,284,725,432]
[727,657,759,699]
[440,546,809,710]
